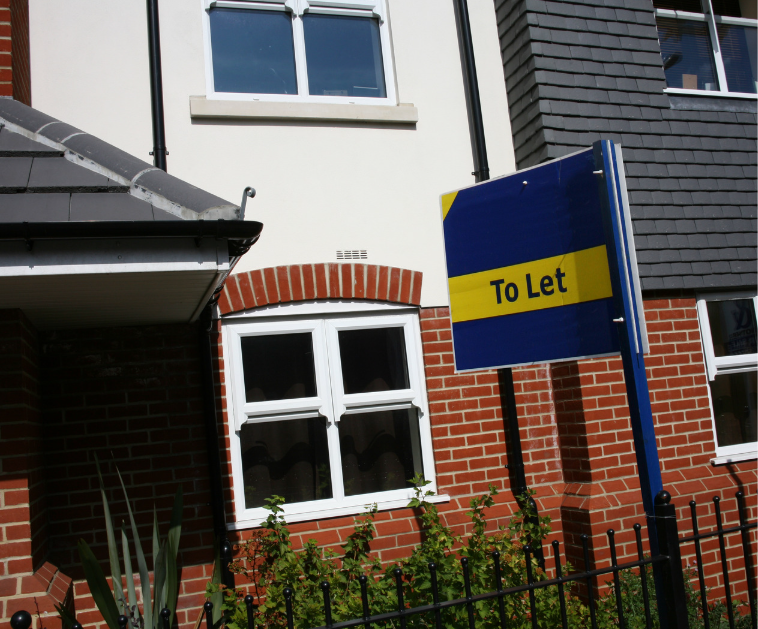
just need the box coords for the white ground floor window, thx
[222,302,438,527]
[696,292,758,463]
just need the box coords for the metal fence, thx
[9,490,756,629]
[679,491,756,629]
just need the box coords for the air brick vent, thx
[337,250,367,260]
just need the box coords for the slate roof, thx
[495,0,757,291]
[0,98,240,222]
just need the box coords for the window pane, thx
[706,299,757,357]
[653,0,703,11]
[711,371,757,448]
[241,333,317,402]
[303,14,386,97]
[241,417,332,508]
[712,0,743,17]
[717,24,758,93]
[339,408,423,496]
[338,327,410,393]
[657,17,720,90]
[209,8,297,95]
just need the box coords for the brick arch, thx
[218,263,423,315]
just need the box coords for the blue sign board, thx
[442,148,625,371]
[442,140,668,614]
[441,139,663,543]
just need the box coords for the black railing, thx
[679,491,757,629]
[9,491,755,629]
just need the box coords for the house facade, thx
[1,0,756,626]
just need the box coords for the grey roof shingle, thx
[0,99,241,221]
[495,0,757,292]
[69,193,155,221]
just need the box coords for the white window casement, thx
[222,304,439,527]
[696,292,758,464]
[653,0,757,98]
[201,0,397,106]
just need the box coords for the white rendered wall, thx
[29,0,516,307]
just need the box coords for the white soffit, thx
[0,238,230,329]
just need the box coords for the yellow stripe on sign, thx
[448,245,613,324]
[441,191,458,220]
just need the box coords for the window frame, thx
[201,0,398,106]
[696,291,758,461]
[222,303,439,528]
[654,0,757,98]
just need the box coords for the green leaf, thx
[117,465,153,629]
[153,507,160,572]
[78,539,122,629]
[209,540,224,626]
[55,602,78,629]
[167,486,183,566]
[164,536,179,625]
[152,540,167,629]
[121,524,138,619]
[95,455,123,613]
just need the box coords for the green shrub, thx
[209,479,589,628]
[208,480,752,629]
[59,456,183,629]
[596,562,753,629]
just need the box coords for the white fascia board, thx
[0,237,229,277]
[220,299,416,320]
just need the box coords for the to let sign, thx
[441,147,639,372]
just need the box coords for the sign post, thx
[592,140,663,519]
[440,139,668,613]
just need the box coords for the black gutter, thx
[199,303,235,589]
[453,0,543,567]
[453,0,489,182]
[0,220,263,244]
[196,232,260,590]
[146,0,168,172]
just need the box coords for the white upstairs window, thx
[202,0,397,104]
[697,292,758,463]
[653,0,757,97]
[223,305,437,526]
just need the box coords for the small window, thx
[653,0,757,96]
[224,309,436,525]
[203,0,396,104]
[697,293,758,461]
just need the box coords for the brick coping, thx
[219,263,423,315]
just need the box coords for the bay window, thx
[202,0,397,104]
[653,0,757,96]
[697,293,758,463]
[223,305,437,526]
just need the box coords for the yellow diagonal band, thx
[449,245,613,323]
[441,191,458,220]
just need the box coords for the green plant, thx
[208,483,752,629]
[59,456,183,629]
[210,478,590,628]
[595,563,753,629]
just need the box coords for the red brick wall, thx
[9,0,29,105]
[0,0,31,104]
[551,295,757,599]
[0,0,10,98]
[0,310,71,628]
[37,323,215,628]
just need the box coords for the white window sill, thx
[189,96,419,124]
[710,450,758,466]
[664,88,757,100]
[227,493,451,530]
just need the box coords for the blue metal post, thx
[593,140,663,517]
[593,140,672,625]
